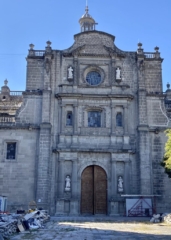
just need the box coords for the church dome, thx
[79,6,97,32]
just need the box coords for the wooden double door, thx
[81,165,107,215]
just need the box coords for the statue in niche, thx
[116,67,121,80]
[65,175,71,191]
[68,66,73,79]
[118,176,123,193]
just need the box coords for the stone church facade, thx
[0,7,171,215]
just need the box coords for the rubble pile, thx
[0,214,18,239]
[163,213,171,223]
[0,210,50,239]
[150,213,171,223]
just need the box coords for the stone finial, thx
[28,43,35,56]
[46,41,52,47]
[29,43,34,50]
[138,42,143,49]
[154,46,159,52]
[167,82,170,89]
[4,79,8,86]
[45,40,52,53]
[137,42,144,55]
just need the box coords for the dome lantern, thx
[79,5,97,32]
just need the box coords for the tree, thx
[161,129,171,178]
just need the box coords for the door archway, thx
[81,165,107,215]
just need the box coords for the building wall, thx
[0,30,171,215]
[0,129,39,211]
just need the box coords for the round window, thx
[86,71,101,86]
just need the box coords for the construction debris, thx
[0,210,50,239]
[150,213,171,223]
[162,213,171,223]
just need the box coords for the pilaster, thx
[36,123,51,209]
[137,44,151,194]
[72,159,78,199]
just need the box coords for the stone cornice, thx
[74,30,115,41]
[146,92,164,98]
[55,93,134,100]
[62,52,111,58]
[103,45,126,58]
[0,123,40,130]
[137,125,149,131]
[53,148,135,154]
[23,90,43,96]
[144,57,164,63]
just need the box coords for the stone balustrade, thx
[144,52,155,58]
[28,50,45,57]
[0,116,15,123]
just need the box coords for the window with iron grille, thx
[66,112,73,126]
[116,112,122,127]
[6,142,16,160]
[88,111,101,127]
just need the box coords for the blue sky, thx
[0,0,170,91]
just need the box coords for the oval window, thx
[86,71,101,86]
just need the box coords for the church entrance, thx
[81,165,107,215]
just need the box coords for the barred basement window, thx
[6,142,16,160]
[116,112,122,127]
[88,111,101,127]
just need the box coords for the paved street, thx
[11,217,171,240]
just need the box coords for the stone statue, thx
[65,175,71,191]
[68,66,73,79]
[116,67,121,79]
[118,176,123,192]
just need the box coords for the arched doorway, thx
[81,165,107,215]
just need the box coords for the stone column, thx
[110,158,119,215]
[74,57,78,86]
[58,159,65,198]
[138,129,151,194]
[72,105,78,147]
[137,50,151,195]
[111,57,115,86]
[56,158,65,215]
[123,106,128,134]
[59,103,62,133]
[73,105,78,134]
[70,159,79,215]
[124,160,130,194]
[61,105,65,134]
[36,123,51,210]
[111,105,116,135]
[72,159,78,198]
[111,159,116,197]
[110,105,116,147]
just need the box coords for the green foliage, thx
[161,129,171,178]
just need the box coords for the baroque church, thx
[0,6,171,216]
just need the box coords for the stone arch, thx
[78,160,109,180]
